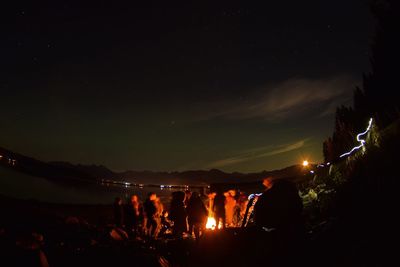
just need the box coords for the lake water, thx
[0,165,202,205]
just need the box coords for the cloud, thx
[317,94,353,118]
[195,75,357,121]
[205,139,307,169]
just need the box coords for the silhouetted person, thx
[184,190,193,235]
[143,192,158,239]
[186,192,208,240]
[159,210,171,237]
[254,177,305,260]
[236,192,248,226]
[153,196,164,237]
[254,177,303,230]
[113,197,124,227]
[225,190,237,226]
[184,190,192,207]
[125,194,141,237]
[213,189,226,229]
[169,191,187,237]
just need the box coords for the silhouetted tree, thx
[323,106,357,161]
[323,137,334,163]
[364,0,400,127]
[323,0,400,162]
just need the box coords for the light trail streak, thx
[340,118,373,158]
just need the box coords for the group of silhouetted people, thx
[112,190,210,241]
[208,189,249,229]
[112,193,164,240]
[112,177,304,248]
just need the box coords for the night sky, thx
[1,1,374,172]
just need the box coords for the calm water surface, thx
[0,166,201,206]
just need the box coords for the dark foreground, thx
[0,195,312,267]
[0,194,393,267]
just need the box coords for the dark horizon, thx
[1,1,375,172]
[1,144,305,176]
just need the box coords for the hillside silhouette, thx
[305,1,400,265]
[0,146,307,186]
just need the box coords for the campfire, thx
[205,192,223,230]
[205,217,223,230]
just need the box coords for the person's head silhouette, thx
[262,176,274,190]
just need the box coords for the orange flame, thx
[205,217,223,230]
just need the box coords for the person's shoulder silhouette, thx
[254,178,302,229]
